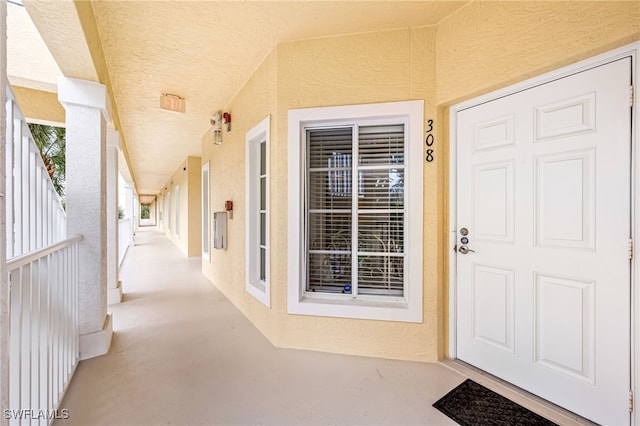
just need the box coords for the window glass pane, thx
[260,248,266,282]
[358,212,404,253]
[260,212,266,246]
[308,213,351,252]
[358,125,404,166]
[305,124,406,298]
[309,171,352,210]
[328,152,352,197]
[358,169,404,209]
[358,255,404,296]
[260,177,266,210]
[308,253,352,294]
[260,141,266,175]
[308,128,352,169]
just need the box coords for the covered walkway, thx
[55,228,464,425]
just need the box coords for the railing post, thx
[0,0,9,423]
[58,78,112,360]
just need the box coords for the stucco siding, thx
[200,1,640,362]
[436,1,640,106]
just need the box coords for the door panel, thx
[456,57,632,425]
[534,273,595,383]
[472,264,515,352]
[535,150,595,248]
[474,161,514,242]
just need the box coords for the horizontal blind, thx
[358,125,404,165]
[307,128,353,293]
[306,124,405,296]
[357,125,405,296]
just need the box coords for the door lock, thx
[458,245,475,254]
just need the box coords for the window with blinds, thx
[246,116,270,307]
[259,140,267,282]
[306,124,405,297]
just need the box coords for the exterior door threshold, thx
[439,358,598,426]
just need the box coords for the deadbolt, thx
[460,227,469,236]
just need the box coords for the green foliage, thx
[118,206,125,220]
[28,123,66,199]
[141,205,150,219]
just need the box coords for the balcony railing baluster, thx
[5,85,78,425]
[5,86,66,259]
[7,236,81,425]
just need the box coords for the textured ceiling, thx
[91,1,469,195]
[15,1,469,195]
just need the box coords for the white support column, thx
[0,1,10,423]
[58,77,113,360]
[133,192,139,233]
[125,184,134,246]
[150,199,157,225]
[107,129,122,305]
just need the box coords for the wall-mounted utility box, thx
[213,211,227,249]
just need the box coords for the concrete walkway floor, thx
[56,228,464,425]
[55,228,463,425]
[54,227,590,425]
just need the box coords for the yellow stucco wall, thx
[186,156,202,257]
[201,1,640,362]
[202,50,279,339]
[436,1,640,106]
[273,29,442,360]
[161,156,202,257]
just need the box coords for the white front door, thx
[455,57,632,425]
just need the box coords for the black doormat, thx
[433,379,558,426]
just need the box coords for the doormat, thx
[433,379,558,426]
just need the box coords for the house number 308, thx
[425,119,434,162]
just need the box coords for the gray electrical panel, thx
[213,211,227,249]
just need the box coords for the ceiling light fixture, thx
[206,112,223,146]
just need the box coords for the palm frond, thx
[27,123,66,199]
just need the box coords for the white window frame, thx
[202,162,210,262]
[246,116,271,307]
[165,191,171,232]
[288,100,423,322]
[174,184,180,237]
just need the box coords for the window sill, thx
[246,281,270,308]
[288,294,421,323]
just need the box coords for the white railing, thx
[4,85,76,425]
[5,86,66,259]
[118,217,132,266]
[7,235,81,426]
